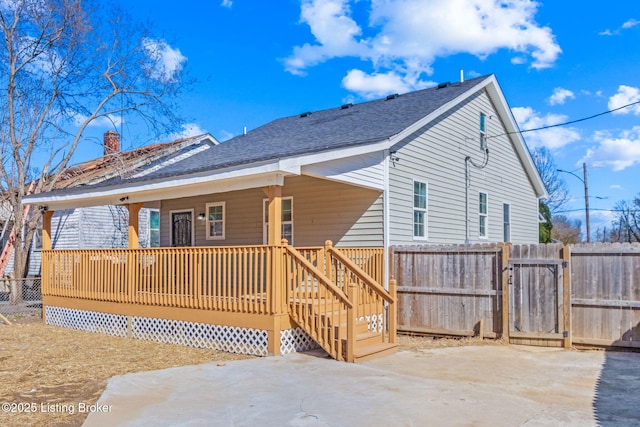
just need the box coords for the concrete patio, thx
[83,345,640,427]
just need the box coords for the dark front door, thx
[171,211,193,246]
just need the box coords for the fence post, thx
[346,282,357,363]
[501,242,511,341]
[389,279,397,344]
[562,245,572,349]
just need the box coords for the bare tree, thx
[551,215,582,244]
[610,197,640,243]
[530,147,570,213]
[1,0,187,282]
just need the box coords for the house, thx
[25,74,547,362]
[3,131,219,277]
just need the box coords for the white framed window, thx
[149,209,160,247]
[503,203,511,242]
[33,228,43,252]
[479,112,487,150]
[263,197,293,244]
[205,202,225,240]
[479,192,488,239]
[413,180,428,240]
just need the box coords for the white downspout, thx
[383,149,390,290]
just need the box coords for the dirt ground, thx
[0,315,519,427]
[0,315,252,427]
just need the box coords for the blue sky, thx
[90,0,639,238]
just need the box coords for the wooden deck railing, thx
[324,242,395,343]
[42,246,275,314]
[296,244,385,286]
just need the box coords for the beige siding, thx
[160,175,383,247]
[389,90,539,245]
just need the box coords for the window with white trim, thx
[413,180,428,239]
[33,227,42,251]
[479,192,488,238]
[263,197,293,244]
[149,209,160,247]
[206,202,225,240]
[503,203,511,242]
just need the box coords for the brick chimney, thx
[103,130,120,156]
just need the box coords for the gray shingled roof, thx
[32,75,490,196]
[119,74,490,184]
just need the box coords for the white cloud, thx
[548,88,575,105]
[512,107,581,150]
[168,123,207,140]
[286,0,561,96]
[600,18,639,36]
[142,38,187,83]
[342,69,435,99]
[73,113,123,128]
[609,184,622,189]
[581,127,640,171]
[608,85,640,114]
[285,0,367,76]
[221,0,232,7]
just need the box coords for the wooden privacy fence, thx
[570,244,640,348]
[391,242,640,349]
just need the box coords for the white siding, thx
[301,151,385,190]
[389,90,539,245]
[17,206,153,276]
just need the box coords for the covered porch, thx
[36,176,397,362]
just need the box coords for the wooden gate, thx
[507,244,570,347]
[392,244,504,339]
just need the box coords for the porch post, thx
[265,186,282,245]
[127,203,143,249]
[41,209,54,324]
[126,203,143,304]
[264,185,283,355]
[42,210,54,251]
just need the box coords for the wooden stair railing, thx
[284,243,398,362]
[283,244,354,361]
[324,242,398,361]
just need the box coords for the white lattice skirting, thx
[280,328,320,355]
[360,312,385,333]
[45,306,270,356]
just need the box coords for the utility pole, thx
[557,163,591,243]
[583,163,590,243]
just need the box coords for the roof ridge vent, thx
[386,93,399,100]
[299,111,312,118]
[437,82,451,89]
[340,103,353,110]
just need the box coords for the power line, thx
[555,208,640,214]
[489,99,640,140]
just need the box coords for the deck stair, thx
[285,244,397,362]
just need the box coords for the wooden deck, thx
[41,242,397,361]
